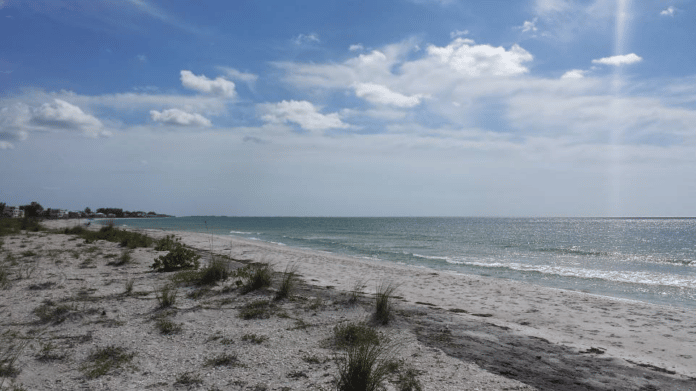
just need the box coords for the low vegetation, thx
[156,285,177,308]
[373,281,399,325]
[81,345,135,379]
[332,322,382,350]
[64,224,153,249]
[274,263,298,301]
[151,243,200,272]
[236,263,273,293]
[335,339,396,391]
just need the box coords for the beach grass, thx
[373,281,399,325]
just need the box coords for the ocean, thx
[111,217,696,309]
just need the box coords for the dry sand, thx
[1,219,694,390]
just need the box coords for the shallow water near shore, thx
[113,216,696,309]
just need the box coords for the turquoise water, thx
[113,217,696,309]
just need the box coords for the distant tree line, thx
[1,201,164,219]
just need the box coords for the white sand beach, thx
[1,219,694,390]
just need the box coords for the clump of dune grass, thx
[241,333,268,344]
[156,284,177,308]
[332,322,381,350]
[124,279,134,295]
[174,371,203,386]
[81,345,135,379]
[239,299,272,320]
[373,281,399,325]
[334,339,396,391]
[108,250,132,266]
[33,300,77,324]
[155,317,182,335]
[0,265,10,289]
[198,258,229,285]
[274,262,298,300]
[204,353,241,367]
[348,278,368,304]
[236,263,273,293]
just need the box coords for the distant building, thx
[4,206,24,218]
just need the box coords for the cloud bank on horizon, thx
[1,0,695,217]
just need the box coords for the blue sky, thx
[1,0,695,217]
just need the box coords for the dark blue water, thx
[113,217,696,309]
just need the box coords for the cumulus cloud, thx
[150,108,212,127]
[31,99,110,137]
[561,69,586,79]
[349,44,365,52]
[417,38,533,77]
[354,83,425,108]
[180,70,236,98]
[661,6,676,16]
[592,53,642,66]
[259,100,348,131]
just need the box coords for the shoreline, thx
[28,219,696,388]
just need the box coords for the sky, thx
[1,0,696,217]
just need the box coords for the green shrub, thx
[65,225,153,249]
[151,244,200,272]
[373,281,399,325]
[154,235,179,252]
[274,263,298,301]
[81,345,135,379]
[174,371,202,386]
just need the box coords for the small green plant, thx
[151,244,200,272]
[19,250,36,258]
[241,333,268,344]
[124,279,135,295]
[198,258,229,285]
[109,250,132,266]
[156,285,177,308]
[395,367,424,391]
[332,322,381,350]
[373,281,399,325]
[0,265,10,289]
[155,317,182,335]
[204,353,240,367]
[66,225,153,249]
[81,345,135,379]
[334,340,396,391]
[274,263,298,301]
[239,299,272,320]
[33,301,77,324]
[349,278,368,304]
[174,371,202,386]
[35,341,65,362]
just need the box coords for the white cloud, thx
[449,29,469,39]
[136,54,147,63]
[520,18,538,32]
[592,53,642,66]
[0,141,13,149]
[661,6,676,16]
[354,83,425,108]
[150,109,212,127]
[293,33,320,45]
[31,99,110,137]
[532,0,615,41]
[349,44,365,52]
[216,67,258,84]
[561,69,586,79]
[258,100,348,131]
[417,38,533,77]
[180,70,236,98]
